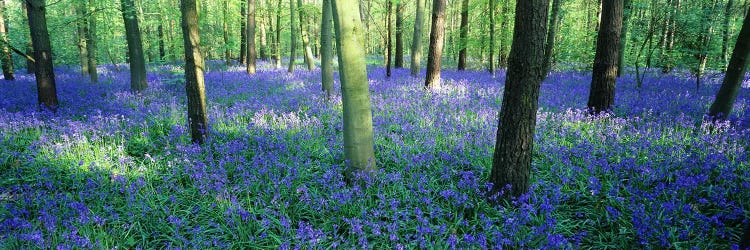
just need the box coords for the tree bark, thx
[332,0,377,177]
[489,0,549,201]
[121,0,148,91]
[386,0,392,77]
[395,2,404,68]
[181,0,209,144]
[26,0,58,111]
[457,0,469,70]
[410,0,425,76]
[288,0,297,73]
[298,0,315,70]
[247,0,257,74]
[76,6,89,75]
[240,0,247,65]
[543,0,563,77]
[425,0,447,89]
[158,23,166,61]
[223,0,231,65]
[276,0,282,68]
[617,0,631,77]
[86,0,98,83]
[588,0,623,114]
[321,0,334,97]
[488,0,495,76]
[0,0,13,80]
[709,9,750,119]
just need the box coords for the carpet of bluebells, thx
[1,61,749,249]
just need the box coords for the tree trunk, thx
[181,0,209,144]
[588,0,623,113]
[386,0,392,77]
[0,0,13,80]
[76,6,89,75]
[288,0,297,73]
[158,23,166,61]
[276,0,282,68]
[321,0,334,97]
[86,0,98,83]
[260,21,268,60]
[543,0,563,77]
[489,0,549,201]
[498,2,509,68]
[617,0,631,77]
[247,0,257,74]
[332,0,377,177]
[26,0,58,111]
[240,1,247,65]
[121,0,148,91]
[709,9,750,119]
[722,0,735,68]
[425,0,447,89]
[488,0,495,76]
[410,0,425,76]
[298,0,315,70]
[395,2,404,68]
[457,0,469,70]
[223,0,231,65]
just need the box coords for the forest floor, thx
[1,61,749,249]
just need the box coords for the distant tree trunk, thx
[386,0,392,77]
[298,0,315,70]
[425,0,447,89]
[247,0,257,74]
[288,0,297,73]
[76,6,89,75]
[488,0,495,76]
[498,2,509,68]
[240,1,247,65]
[26,0,58,111]
[158,23,166,61]
[543,0,563,77]
[457,0,468,70]
[489,0,549,201]
[0,0,14,80]
[223,0,231,65]
[321,0,334,97]
[275,0,282,68]
[22,4,35,74]
[588,0,623,114]
[661,0,680,73]
[332,0,377,177]
[86,0,98,83]
[709,10,750,120]
[694,0,718,91]
[121,0,148,91]
[395,2,404,68]
[722,0,734,68]
[181,0,209,144]
[410,0,425,76]
[260,21,268,60]
[617,0,631,77]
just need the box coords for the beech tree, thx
[288,0,297,73]
[27,0,58,111]
[708,8,750,120]
[332,0,377,176]
[320,0,334,97]
[247,0,257,74]
[587,0,623,114]
[121,0,148,91]
[410,0,425,76]
[181,0,209,144]
[394,2,404,68]
[457,0,468,70]
[0,0,13,80]
[489,0,549,200]
[424,0,446,89]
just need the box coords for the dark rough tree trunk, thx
[86,0,98,83]
[0,0,13,80]
[332,0,377,177]
[181,0,209,144]
[709,9,750,120]
[22,4,34,74]
[543,0,563,77]
[240,1,247,65]
[76,6,89,75]
[489,0,549,201]
[424,0,447,89]
[247,0,257,74]
[26,0,58,111]
[722,0,735,67]
[395,2,404,68]
[457,0,468,70]
[158,23,166,61]
[298,0,315,70]
[275,0,282,68]
[587,0,623,114]
[321,0,334,97]
[410,0,425,76]
[288,0,297,73]
[617,0,631,77]
[121,0,148,91]
[386,0,392,77]
[488,0,495,76]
